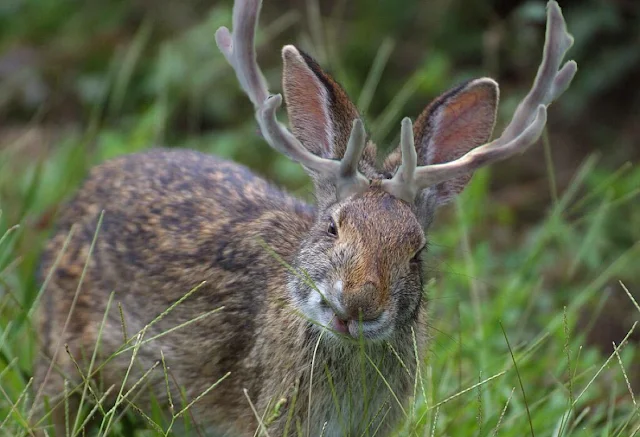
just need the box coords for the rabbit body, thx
[35,149,427,436]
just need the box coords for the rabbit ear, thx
[398,78,499,206]
[282,45,363,161]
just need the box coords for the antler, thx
[215,0,369,199]
[382,0,577,203]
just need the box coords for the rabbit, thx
[32,0,576,435]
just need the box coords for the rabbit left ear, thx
[282,45,362,161]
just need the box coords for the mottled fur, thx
[34,46,498,437]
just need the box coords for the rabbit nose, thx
[343,281,385,322]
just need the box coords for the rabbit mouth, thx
[329,312,393,341]
[301,280,395,341]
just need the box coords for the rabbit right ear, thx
[282,45,363,162]
[384,79,499,207]
[414,79,499,205]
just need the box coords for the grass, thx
[1,0,639,435]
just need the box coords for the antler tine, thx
[385,1,576,203]
[338,119,370,197]
[215,0,268,107]
[381,118,417,202]
[216,0,369,199]
[499,0,576,143]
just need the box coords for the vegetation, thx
[0,0,638,435]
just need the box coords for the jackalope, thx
[33,0,576,435]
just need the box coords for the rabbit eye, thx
[327,218,338,237]
[410,245,426,264]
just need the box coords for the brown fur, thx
[34,48,499,437]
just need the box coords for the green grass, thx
[1,0,639,435]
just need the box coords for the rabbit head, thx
[282,47,498,340]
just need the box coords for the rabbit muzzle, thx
[314,279,394,341]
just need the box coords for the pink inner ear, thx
[413,80,497,204]
[427,86,497,166]
[282,50,334,158]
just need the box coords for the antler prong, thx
[217,0,369,199]
[215,27,234,65]
[501,0,574,142]
[336,119,369,197]
[340,119,366,177]
[381,118,417,202]
[547,60,578,105]
[385,0,576,203]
